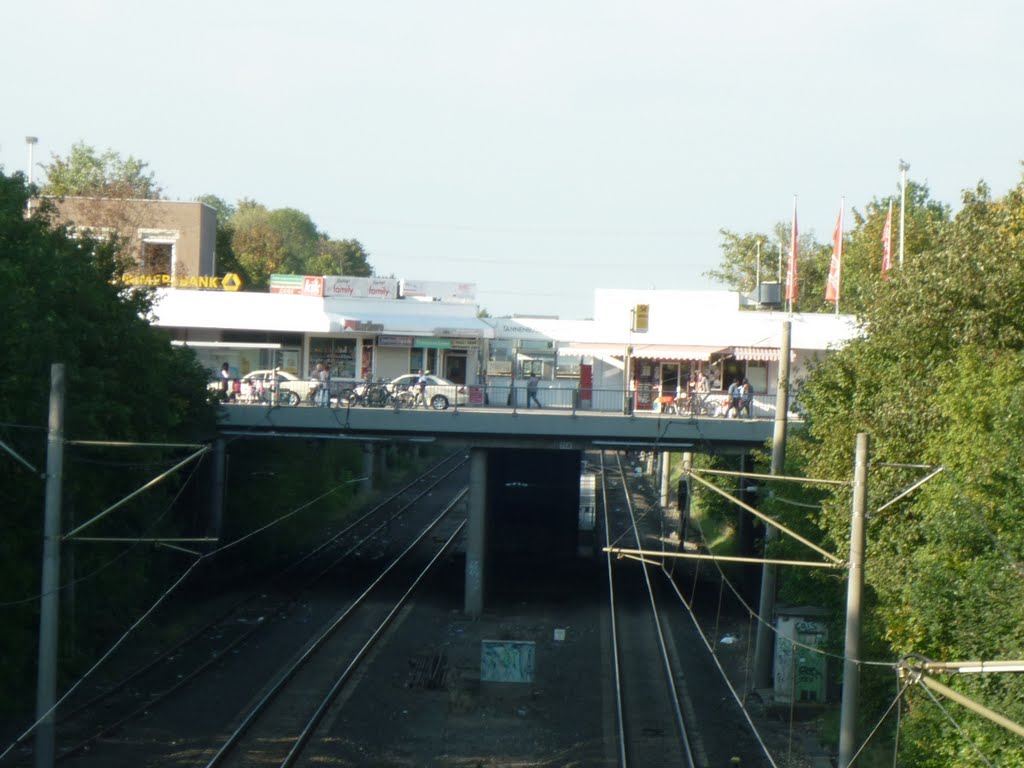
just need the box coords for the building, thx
[152,287,492,386]
[47,197,217,280]
[148,280,857,411]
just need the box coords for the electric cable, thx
[0,455,204,608]
[0,472,364,761]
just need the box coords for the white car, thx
[389,373,468,410]
[239,369,314,406]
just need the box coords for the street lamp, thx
[25,136,38,186]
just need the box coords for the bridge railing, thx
[221,383,802,420]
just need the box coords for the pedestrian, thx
[527,373,542,409]
[220,362,231,400]
[318,362,330,406]
[727,378,741,418]
[739,378,754,418]
[416,369,428,408]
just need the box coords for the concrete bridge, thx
[217,403,775,452]
[215,404,779,616]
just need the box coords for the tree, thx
[309,237,373,277]
[40,141,161,199]
[197,194,250,285]
[228,202,375,288]
[0,170,216,715]
[787,177,1024,763]
[705,182,950,316]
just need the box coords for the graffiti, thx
[480,640,535,683]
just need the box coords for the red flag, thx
[881,202,893,280]
[825,205,843,304]
[785,201,798,303]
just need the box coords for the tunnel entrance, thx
[487,449,581,556]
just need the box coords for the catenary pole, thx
[838,432,869,768]
[752,320,791,690]
[36,364,65,768]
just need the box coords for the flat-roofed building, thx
[46,197,217,279]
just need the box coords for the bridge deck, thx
[218,404,778,451]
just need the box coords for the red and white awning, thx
[732,346,780,362]
[630,345,725,361]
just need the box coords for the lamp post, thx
[25,136,38,186]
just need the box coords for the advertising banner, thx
[324,276,399,299]
[400,279,476,302]
[270,274,323,296]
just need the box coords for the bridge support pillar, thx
[361,443,375,494]
[464,447,488,617]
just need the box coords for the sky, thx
[3,1,1022,319]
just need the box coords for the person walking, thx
[317,362,331,406]
[415,369,429,408]
[527,373,542,409]
[220,362,231,400]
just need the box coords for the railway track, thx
[600,450,698,768]
[202,491,466,767]
[4,450,468,767]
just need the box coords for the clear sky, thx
[3,1,1022,319]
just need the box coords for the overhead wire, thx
[0,472,363,762]
[0,454,205,608]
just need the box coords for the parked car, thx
[238,369,313,406]
[389,373,468,410]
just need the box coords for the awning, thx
[630,345,725,361]
[733,346,780,362]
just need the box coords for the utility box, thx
[773,605,828,705]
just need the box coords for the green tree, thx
[0,170,216,715]
[197,194,250,285]
[706,182,950,316]
[309,237,373,277]
[788,177,1024,764]
[230,202,322,289]
[40,141,161,199]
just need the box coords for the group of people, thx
[726,377,755,418]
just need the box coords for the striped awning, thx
[630,345,725,361]
[732,346,780,362]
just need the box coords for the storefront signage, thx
[491,321,552,341]
[433,327,481,339]
[324,276,399,299]
[450,338,479,350]
[378,335,414,347]
[120,272,243,291]
[400,279,476,302]
[342,319,384,332]
[270,274,323,296]
[414,338,452,349]
[487,360,513,376]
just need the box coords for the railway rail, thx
[5,451,467,767]
[600,450,698,768]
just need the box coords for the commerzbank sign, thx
[120,273,243,291]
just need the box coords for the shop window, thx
[556,355,581,378]
[309,337,357,378]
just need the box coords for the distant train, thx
[578,470,597,557]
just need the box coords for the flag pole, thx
[836,197,843,316]
[898,160,909,269]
